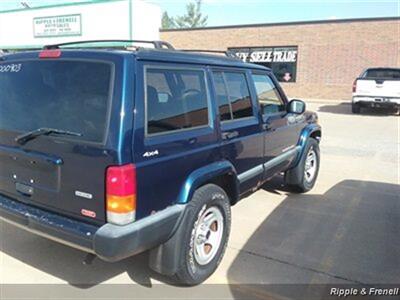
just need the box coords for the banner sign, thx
[229,47,298,63]
[33,14,82,38]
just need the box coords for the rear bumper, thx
[0,194,185,262]
[352,96,400,107]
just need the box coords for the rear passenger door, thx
[251,72,302,177]
[211,69,264,194]
[134,63,218,218]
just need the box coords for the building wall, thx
[0,0,160,50]
[161,18,400,100]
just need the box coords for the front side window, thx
[212,71,253,121]
[146,68,209,135]
[252,74,286,115]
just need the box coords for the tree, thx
[175,0,208,29]
[162,11,176,29]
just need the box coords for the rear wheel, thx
[284,138,320,193]
[352,103,361,114]
[173,184,231,286]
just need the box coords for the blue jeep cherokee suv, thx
[0,41,321,285]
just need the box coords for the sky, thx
[0,0,398,27]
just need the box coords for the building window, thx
[229,46,298,83]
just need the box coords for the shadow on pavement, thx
[0,222,174,287]
[228,177,400,299]
[318,102,397,116]
[1,178,399,296]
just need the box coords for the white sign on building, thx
[0,0,161,50]
[33,14,82,38]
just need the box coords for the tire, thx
[173,184,231,286]
[352,103,361,114]
[284,138,320,193]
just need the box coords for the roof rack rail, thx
[180,49,239,59]
[43,40,175,50]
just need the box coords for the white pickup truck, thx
[352,68,400,114]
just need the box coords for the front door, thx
[251,72,302,178]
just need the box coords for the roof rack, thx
[43,40,175,50]
[41,41,244,61]
[180,49,239,59]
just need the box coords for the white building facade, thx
[0,0,161,50]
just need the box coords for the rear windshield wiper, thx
[15,128,83,145]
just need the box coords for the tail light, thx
[106,164,136,225]
[39,49,62,59]
[352,79,357,93]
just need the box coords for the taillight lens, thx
[106,164,136,225]
[39,49,62,59]
[352,80,357,93]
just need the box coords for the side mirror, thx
[288,99,306,114]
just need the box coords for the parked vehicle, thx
[0,40,321,285]
[352,67,400,114]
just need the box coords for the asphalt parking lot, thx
[0,101,399,299]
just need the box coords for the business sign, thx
[33,14,82,38]
[229,46,298,63]
[229,46,298,82]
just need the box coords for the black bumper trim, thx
[94,205,185,262]
[0,194,186,262]
[0,194,97,252]
[356,101,399,108]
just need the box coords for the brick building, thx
[161,17,400,101]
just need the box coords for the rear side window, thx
[213,72,231,121]
[212,71,253,121]
[252,74,286,114]
[364,69,400,80]
[146,67,209,135]
[0,60,112,143]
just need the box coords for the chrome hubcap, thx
[304,147,317,183]
[193,206,224,265]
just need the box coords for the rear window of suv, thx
[364,69,400,80]
[0,60,113,143]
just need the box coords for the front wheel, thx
[284,138,320,193]
[173,184,231,286]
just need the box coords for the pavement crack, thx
[228,245,366,285]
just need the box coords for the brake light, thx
[352,79,357,93]
[39,49,61,59]
[106,164,136,225]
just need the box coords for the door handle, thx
[187,137,197,145]
[262,123,274,131]
[222,131,239,140]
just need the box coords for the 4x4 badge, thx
[143,150,159,158]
